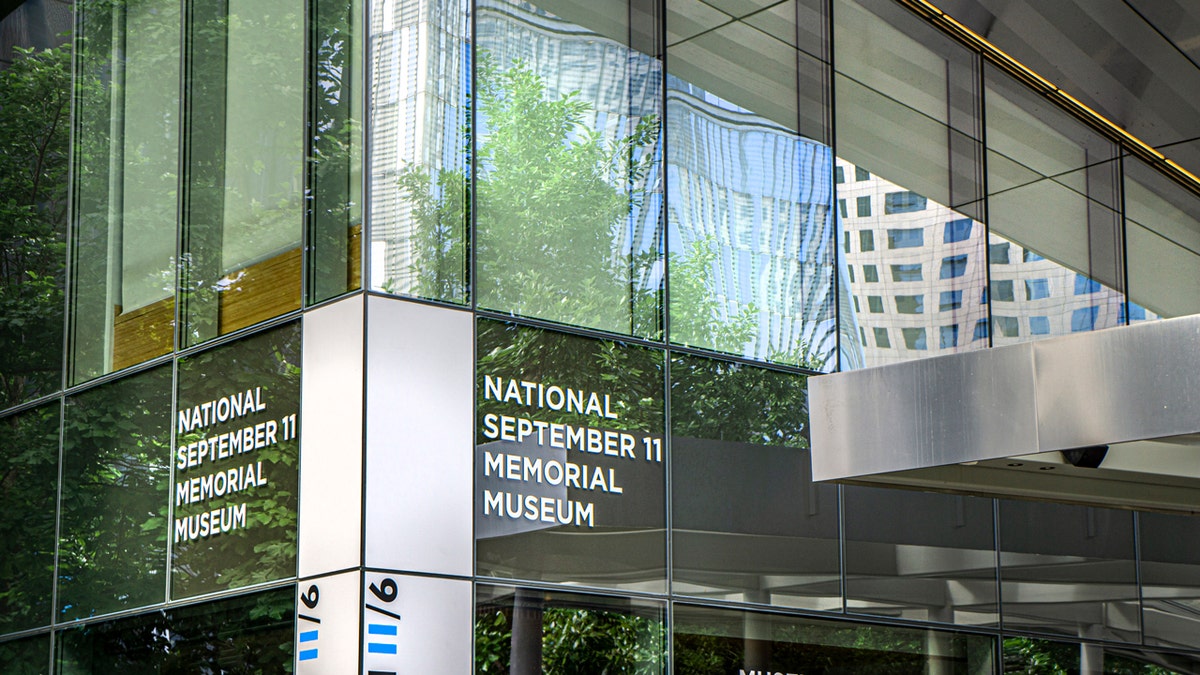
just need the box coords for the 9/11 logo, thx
[363,574,402,674]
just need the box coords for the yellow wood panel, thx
[218,247,302,335]
[348,223,362,291]
[112,297,174,371]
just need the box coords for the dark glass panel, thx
[369,0,469,303]
[0,633,50,674]
[671,353,839,610]
[70,0,180,383]
[475,0,664,338]
[181,0,305,346]
[1138,511,1200,650]
[56,587,293,673]
[59,365,172,621]
[0,1,70,408]
[475,319,666,591]
[308,0,364,304]
[999,500,1139,643]
[844,486,997,626]
[475,584,666,674]
[171,322,301,599]
[0,402,58,635]
[674,603,996,674]
[666,0,835,368]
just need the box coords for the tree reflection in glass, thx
[59,365,172,621]
[475,584,666,674]
[0,402,59,634]
[0,35,69,408]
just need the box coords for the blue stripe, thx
[298,648,319,661]
[367,624,398,635]
[299,630,319,642]
[367,643,398,654]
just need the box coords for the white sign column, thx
[297,295,367,673]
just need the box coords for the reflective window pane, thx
[1139,511,1200,650]
[475,584,666,673]
[1104,646,1200,674]
[368,0,469,303]
[834,0,982,217]
[1124,157,1199,321]
[671,353,839,610]
[839,158,986,368]
[475,320,666,592]
[0,2,70,408]
[181,0,305,346]
[56,587,293,673]
[308,0,365,304]
[70,0,180,383]
[172,322,301,599]
[844,486,997,626]
[835,0,985,370]
[667,0,835,369]
[999,500,1139,643]
[0,403,58,635]
[59,365,172,621]
[0,633,49,675]
[985,64,1124,346]
[475,0,664,338]
[674,603,995,673]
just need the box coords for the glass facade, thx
[3,0,1200,671]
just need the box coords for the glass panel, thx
[834,0,984,370]
[0,2,71,408]
[667,0,835,369]
[308,0,365,304]
[833,0,982,217]
[475,319,666,592]
[171,322,301,599]
[475,0,664,338]
[844,486,997,626]
[368,0,469,303]
[1104,646,1200,674]
[56,587,293,673]
[70,0,180,383]
[475,584,666,673]
[671,353,839,610]
[999,500,1139,643]
[841,161,987,368]
[1124,157,1200,321]
[985,64,1124,346]
[181,0,305,346]
[0,402,58,635]
[1138,511,1200,650]
[59,365,172,621]
[0,633,50,674]
[674,603,996,673]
